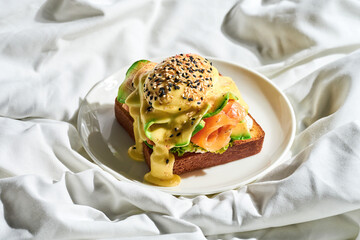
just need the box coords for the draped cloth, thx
[1,0,360,239]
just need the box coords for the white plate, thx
[78,57,296,196]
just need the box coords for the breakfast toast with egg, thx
[115,99,265,175]
[115,54,265,186]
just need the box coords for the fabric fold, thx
[1,0,360,239]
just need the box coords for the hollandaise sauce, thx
[122,54,248,187]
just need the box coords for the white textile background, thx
[1,0,360,239]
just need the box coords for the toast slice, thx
[115,99,265,175]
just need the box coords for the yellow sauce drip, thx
[144,145,180,186]
[128,135,144,161]
[128,146,144,161]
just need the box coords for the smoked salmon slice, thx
[191,100,246,152]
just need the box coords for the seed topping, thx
[143,53,214,106]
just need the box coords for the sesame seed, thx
[178,108,181,111]
[176,132,181,137]
[166,159,169,164]
[170,134,174,138]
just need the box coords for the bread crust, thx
[115,99,265,175]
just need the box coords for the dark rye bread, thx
[115,99,265,175]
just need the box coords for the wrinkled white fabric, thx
[1,0,360,239]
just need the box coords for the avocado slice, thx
[144,119,205,147]
[117,60,150,103]
[202,92,238,119]
[144,120,156,140]
[230,121,251,140]
[144,120,188,147]
[191,120,205,136]
[144,141,154,149]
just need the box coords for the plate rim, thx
[77,56,296,196]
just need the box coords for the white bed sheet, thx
[1,0,360,239]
